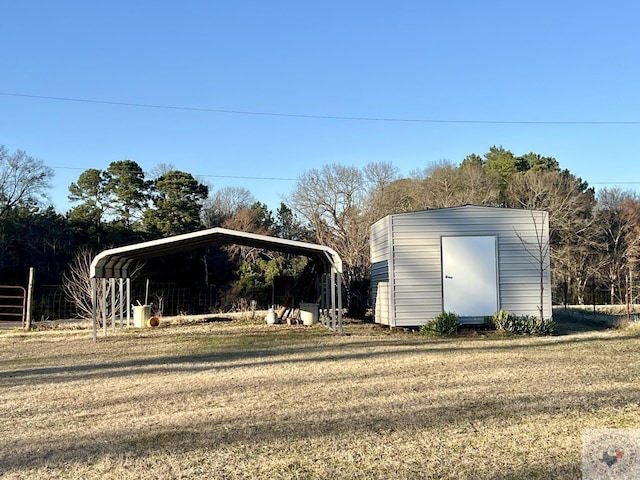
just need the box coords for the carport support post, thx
[322,273,329,324]
[336,271,343,333]
[102,278,107,337]
[126,278,131,327]
[119,278,123,329]
[330,268,337,331]
[111,278,116,333]
[91,277,97,342]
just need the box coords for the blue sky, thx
[1,1,639,214]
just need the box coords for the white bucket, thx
[299,303,319,326]
[265,308,277,325]
[132,305,151,328]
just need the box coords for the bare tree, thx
[63,247,143,325]
[289,163,376,317]
[515,211,551,320]
[202,186,256,227]
[370,177,426,217]
[420,160,462,208]
[361,162,407,219]
[363,161,399,196]
[506,170,597,304]
[404,159,499,211]
[222,204,274,263]
[0,145,54,219]
[456,158,500,206]
[594,188,640,304]
[148,162,175,180]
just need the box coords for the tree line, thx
[1,144,638,320]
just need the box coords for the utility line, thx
[52,167,296,181]
[2,91,640,125]
[590,182,640,185]
[49,165,639,185]
[50,166,296,181]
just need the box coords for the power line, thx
[50,165,638,186]
[50,166,296,182]
[590,182,640,185]
[198,174,295,181]
[3,91,640,125]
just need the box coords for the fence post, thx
[25,267,35,330]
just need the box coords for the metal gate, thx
[0,285,26,326]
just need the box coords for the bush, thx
[420,312,459,337]
[491,310,518,332]
[490,310,556,335]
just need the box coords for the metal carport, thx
[89,227,343,341]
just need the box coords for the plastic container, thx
[147,316,160,327]
[265,308,277,325]
[132,305,151,328]
[299,303,319,326]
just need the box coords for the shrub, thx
[491,310,518,332]
[490,310,556,335]
[524,315,556,335]
[420,312,459,337]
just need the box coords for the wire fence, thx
[35,285,77,321]
[31,282,224,322]
[130,282,222,317]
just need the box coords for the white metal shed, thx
[370,205,552,327]
[90,227,343,340]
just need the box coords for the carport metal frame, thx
[90,227,343,340]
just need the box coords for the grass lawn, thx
[1,314,640,479]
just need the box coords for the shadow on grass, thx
[552,307,618,335]
[3,320,640,477]
[2,342,628,478]
[2,326,640,389]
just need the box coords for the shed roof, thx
[387,204,546,216]
[90,227,343,279]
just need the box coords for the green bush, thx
[490,310,556,335]
[420,312,459,337]
[491,310,518,332]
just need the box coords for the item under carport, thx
[146,316,160,327]
[132,304,151,328]
[265,308,277,324]
[299,303,319,326]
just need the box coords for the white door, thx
[441,235,498,319]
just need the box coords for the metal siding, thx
[371,260,389,279]
[374,282,390,325]
[369,220,389,263]
[369,218,390,263]
[373,206,552,327]
[390,212,442,327]
[369,216,393,325]
[496,210,552,319]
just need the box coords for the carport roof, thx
[90,227,343,279]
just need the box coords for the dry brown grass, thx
[1,316,640,479]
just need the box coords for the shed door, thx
[441,236,498,319]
